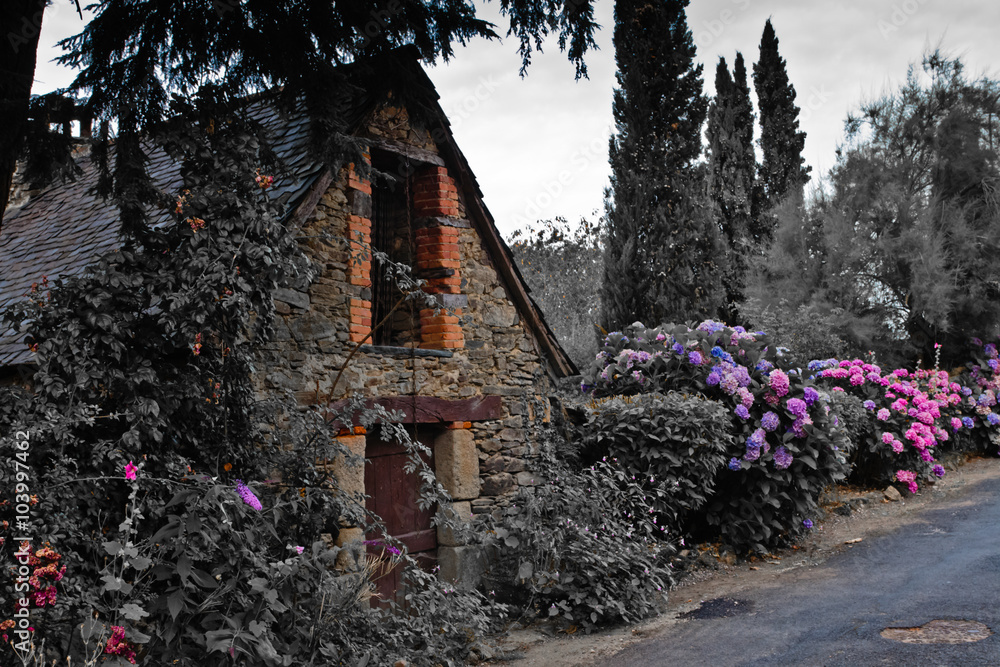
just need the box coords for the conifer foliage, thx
[3,0,601,230]
[601,0,724,333]
[706,53,756,317]
[753,19,810,223]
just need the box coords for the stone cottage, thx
[0,53,577,594]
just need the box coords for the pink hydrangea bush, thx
[812,338,1000,492]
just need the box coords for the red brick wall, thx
[414,166,465,350]
[346,160,372,343]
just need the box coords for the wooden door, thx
[364,427,438,605]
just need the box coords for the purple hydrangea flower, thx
[706,371,722,386]
[235,480,263,511]
[803,386,819,406]
[748,428,766,447]
[773,446,793,470]
[803,519,813,529]
[672,343,684,355]
[735,405,750,420]
[744,443,761,462]
[786,398,808,418]
[689,351,704,366]
[988,413,1000,426]
[932,464,945,478]
[756,359,774,373]
[862,400,876,410]
[760,411,780,432]
[962,416,975,429]
[728,458,742,471]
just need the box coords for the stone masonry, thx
[258,104,562,588]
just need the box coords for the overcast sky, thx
[32,0,1000,239]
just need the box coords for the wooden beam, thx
[327,395,503,425]
[366,136,446,166]
[287,168,334,229]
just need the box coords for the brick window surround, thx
[344,158,465,350]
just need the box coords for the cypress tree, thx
[601,0,724,332]
[753,19,810,225]
[707,53,756,319]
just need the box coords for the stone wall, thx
[257,104,562,585]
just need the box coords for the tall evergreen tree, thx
[753,19,809,229]
[601,0,724,332]
[707,53,756,320]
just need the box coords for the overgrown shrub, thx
[0,93,500,665]
[489,451,673,632]
[575,392,733,525]
[583,320,852,553]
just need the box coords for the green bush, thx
[583,320,853,553]
[489,452,673,632]
[576,392,733,525]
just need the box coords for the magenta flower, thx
[769,370,790,397]
[786,398,808,418]
[124,461,138,481]
[895,469,918,494]
[235,480,263,511]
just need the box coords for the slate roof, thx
[0,99,323,366]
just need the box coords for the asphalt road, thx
[602,474,1000,666]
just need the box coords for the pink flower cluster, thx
[22,543,66,609]
[104,625,138,664]
[817,360,967,473]
[895,470,918,494]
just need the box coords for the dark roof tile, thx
[0,99,322,365]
